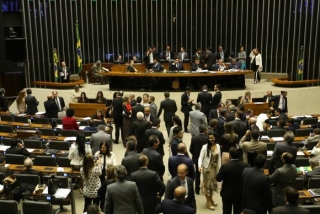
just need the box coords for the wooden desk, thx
[0,132,17,138]
[266,136,307,143]
[69,103,108,118]
[244,102,269,116]
[0,121,51,128]
[8,164,80,175]
[299,190,314,199]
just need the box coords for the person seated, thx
[78,92,89,103]
[149,58,163,72]
[92,109,106,124]
[274,108,288,121]
[62,108,79,130]
[5,139,30,157]
[239,91,253,105]
[126,60,138,72]
[0,155,9,176]
[132,56,142,64]
[271,118,286,130]
[191,58,202,71]
[229,58,241,69]
[113,54,124,64]
[84,119,98,132]
[311,141,320,158]
[91,60,108,84]
[169,58,184,71]
[213,59,226,71]
[29,129,42,140]
[302,156,320,187]
[286,118,300,133]
[177,46,189,61]
[303,128,320,149]
[94,91,107,105]
[20,158,44,184]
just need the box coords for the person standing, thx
[122,95,132,147]
[0,88,9,113]
[90,124,112,154]
[62,108,79,130]
[144,118,166,156]
[52,90,65,112]
[59,61,70,83]
[70,85,81,103]
[15,90,26,114]
[112,91,123,144]
[250,48,263,84]
[211,84,222,109]
[196,85,212,119]
[220,122,239,165]
[121,140,141,178]
[270,90,288,114]
[44,94,58,119]
[25,89,39,115]
[238,46,247,70]
[131,112,151,153]
[189,103,207,137]
[181,86,194,133]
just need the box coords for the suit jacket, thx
[241,167,272,214]
[90,131,112,154]
[157,98,177,122]
[130,168,165,214]
[25,94,39,115]
[169,62,184,71]
[304,166,320,183]
[151,62,162,72]
[142,147,165,180]
[272,204,310,214]
[226,111,235,122]
[181,92,192,113]
[121,152,141,178]
[0,95,9,112]
[145,128,165,156]
[105,180,143,214]
[54,97,65,112]
[269,142,298,174]
[208,108,219,121]
[155,199,195,214]
[44,99,58,119]
[0,166,9,176]
[192,53,203,62]
[20,168,44,184]
[239,136,267,164]
[216,160,249,201]
[196,91,212,117]
[144,51,158,68]
[231,119,247,139]
[58,67,70,82]
[262,95,274,107]
[177,52,189,61]
[216,116,227,143]
[191,63,202,71]
[165,176,196,212]
[189,133,208,164]
[168,154,195,180]
[131,120,151,151]
[112,97,123,120]
[189,110,207,136]
[215,50,230,62]
[162,50,174,60]
[271,95,288,113]
[131,103,145,122]
[203,52,215,70]
[212,91,222,109]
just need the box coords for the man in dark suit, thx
[112,91,123,144]
[189,124,208,194]
[196,85,212,119]
[165,164,196,212]
[52,90,65,112]
[163,45,174,61]
[20,158,44,184]
[131,112,151,153]
[303,156,320,187]
[144,118,165,156]
[177,46,189,61]
[181,86,194,132]
[131,96,144,122]
[216,109,228,143]
[142,135,165,181]
[157,91,178,136]
[169,58,184,71]
[231,110,247,139]
[130,155,165,214]
[241,155,272,214]
[211,84,222,109]
[216,147,249,214]
[272,187,310,214]
[144,106,156,125]
[43,94,58,119]
[262,90,273,107]
[25,88,39,115]
[155,186,195,214]
[5,139,30,157]
[203,47,215,71]
[0,155,9,176]
[215,45,230,62]
[121,140,141,179]
[149,58,163,72]
[226,105,237,122]
[0,88,9,112]
[208,102,225,121]
[191,58,202,71]
[169,143,194,179]
[144,46,158,69]
[59,61,70,83]
[270,90,288,113]
[192,48,203,63]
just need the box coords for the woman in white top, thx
[239,91,253,105]
[250,48,263,84]
[198,131,221,210]
[68,133,92,166]
[142,93,150,106]
[94,141,117,182]
[15,90,26,113]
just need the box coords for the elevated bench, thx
[69,103,108,118]
[271,77,320,86]
[32,79,85,88]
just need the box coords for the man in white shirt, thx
[59,61,70,83]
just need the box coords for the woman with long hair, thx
[81,154,101,213]
[95,91,107,105]
[16,90,26,114]
[98,165,117,210]
[168,115,183,143]
[94,141,117,182]
[239,91,253,105]
[142,93,150,106]
[250,48,263,84]
[122,95,132,147]
[198,131,221,210]
[78,92,89,103]
[220,122,239,164]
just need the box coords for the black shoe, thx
[185,130,190,133]
[195,190,200,195]
[114,140,119,144]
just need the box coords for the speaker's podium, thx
[244,102,269,116]
[70,74,80,81]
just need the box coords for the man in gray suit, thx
[90,124,112,154]
[104,165,144,214]
[189,103,207,136]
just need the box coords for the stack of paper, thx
[260,136,270,140]
[271,137,284,141]
[35,112,45,115]
[54,188,71,199]
[82,117,92,121]
[64,137,77,141]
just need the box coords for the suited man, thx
[192,48,203,63]
[177,46,189,61]
[215,45,230,62]
[59,61,70,83]
[211,84,222,109]
[144,46,158,69]
[90,124,112,154]
[269,131,298,175]
[169,58,184,71]
[271,90,288,113]
[303,156,320,187]
[131,112,151,153]
[269,152,297,207]
[208,102,225,121]
[20,158,44,184]
[231,110,247,139]
[165,164,196,212]
[25,88,39,115]
[226,105,237,122]
[155,186,195,214]
[191,58,202,71]
[241,155,272,214]
[157,91,178,136]
[144,118,165,156]
[52,90,65,112]
[144,106,156,125]
[112,92,123,144]
[0,88,9,112]
[203,47,216,71]
[262,90,274,107]
[189,103,207,136]
[163,45,174,61]
[131,96,144,122]
[169,143,194,180]
[181,86,194,132]
[121,140,141,178]
[44,94,58,119]
[5,139,30,157]
[189,124,208,194]
[104,165,143,214]
[272,187,310,214]
[130,155,165,214]
[196,85,212,118]
[216,109,227,143]
[149,58,163,72]
[216,147,249,214]
[142,135,165,180]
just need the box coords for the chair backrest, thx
[303,118,318,126]
[23,139,43,149]
[308,177,320,189]
[293,177,304,190]
[43,175,69,188]
[34,117,49,124]
[295,128,314,137]
[300,205,320,214]
[294,158,310,167]
[14,116,29,123]
[0,125,14,133]
[268,120,277,126]
[60,130,78,137]
[0,200,19,214]
[93,120,104,127]
[39,128,55,136]
[23,201,52,214]
[0,172,6,185]
[57,157,71,167]
[1,115,13,121]
[267,129,286,138]
[34,156,57,166]
[305,141,318,150]
[79,120,89,126]
[82,131,97,137]
[247,150,257,167]
[5,154,25,165]
[16,174,40,186]
[267,143,276,151]
[2,137,13,146]
[49,141,70,150]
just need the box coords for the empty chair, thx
[1,115,14,121]
[308,178,320,189]
[2,137,13,146]
[34,117,49,124]
[294,158,310,167]
[303,118,318,126]
[39,128,55,136]
[43,175,69,188]
[14,116,29,123]
[293,177,304,190]
[0,125,14,133]
[295,128,313,137]
[267,129,286,138]
[300,205,320,214]
[267,143,276,151]
[34,156,57,166]
[0,200,19,214]
[23,139,43,149]
[23,201,52,214]
[16,174,40,186]
[5,154,25,165]
[49,141,70,150]
[60,130,78,137]
[57,157,71,167]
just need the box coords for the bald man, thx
[20,158,44,184]
[44,94,58,119]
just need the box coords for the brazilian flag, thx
[297,46,303,81]
[53,48,59,82]
[76,22,82,74]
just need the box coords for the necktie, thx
[56,98,61,111]
[282,97,285,110]
[217,110,220,118]
[181,180,188,194]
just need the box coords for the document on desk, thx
[64,137,77,141]
[0,145,10,151]
[271,137,284,141]
[260,136,270,140]
[54,188,71,199]
[56,125,63,129]
[267,151,273,156]
[82,117,92,121]
[79,126,86,130]
[26,149,35,153]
